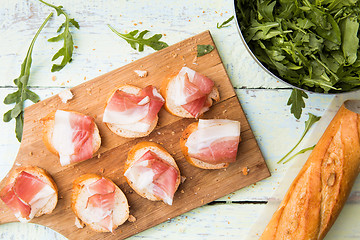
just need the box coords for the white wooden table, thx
[0,0,359,239]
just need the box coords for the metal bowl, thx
[232,0,359,95]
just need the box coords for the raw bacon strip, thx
[86,192,115,222]
[181,96,207,118]
[86,178,115,196]
[103,85,164,126]
[124,150,179,205]
[0,184,31,220]
[69,113,94,164]
[52,110,95,166]
[186,119,241,164]
[0,171,56,222]
[179,67,214,94]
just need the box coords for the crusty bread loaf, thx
[104,85,160,138]
[161,74,220,118]
[180,122,229,169]
[3,166,58,219]
[72,174,129,232]
[42,110,101,162]
[124,141,181,203]
[260,101,360,240]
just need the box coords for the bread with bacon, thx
[42,110,101,166]
[161,67,219,118]
[180,119,241,169]
[124,141,181,205]
[72,174,129,232]
[103,85,165,138]
[0,166,58,222]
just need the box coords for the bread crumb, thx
[97,153,101,159]
[52,76,56,81]
[128,215,136,222]
[28,152,33,156]
[99,168,104,173]
[200,199,204,204]
[58,89,74,103]
[242,167,249,176]
[181,190,185,194]
[181,176,186,183]
[75,217,85,228]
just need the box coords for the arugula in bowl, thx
[235,0,360,94]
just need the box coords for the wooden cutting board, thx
[0,30,270,239]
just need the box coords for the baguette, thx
[0,166,58,222]
[103,85,163,138]
[72,174,129,232]
[260,100,360,240]
[161,67,220,118]
[42,110,101,166]
[124,141,181,205]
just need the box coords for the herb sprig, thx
[108,25,168,52]
[278,113,321,164]
[39,0,80,72]
[217,15,234,29]
[3,13,53,142]
[287,89,308,119]
[197,45,215,57]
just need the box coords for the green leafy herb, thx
[282,145,316,164]
[235,0,360,118]
[287,89,308,119]
[3,13,53,142]
[108,25,168,52]
[39,0,80,72]
[197,45,214,57]
[217,15,234,29]
[278,113,321,164]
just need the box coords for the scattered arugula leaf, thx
[3,13,53,142]
[197,45,214,57]
[278,113,321,164]
[287,89,308,119]
[217,15,234,29]
[39,0,80,72]
[282,145,316,164]
[108,25,168,52]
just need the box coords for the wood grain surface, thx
[0,31,270,239]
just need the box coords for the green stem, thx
[283,145,316,164]
[277,131,307,163]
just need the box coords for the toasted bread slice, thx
[104,85,161,138]
[72,174,129,232]
[161,73,220,118]
[124,141,181,204]
[42,110,101,165]
[2,166,58,220]
[180,122,229,169]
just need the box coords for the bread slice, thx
[180,122,228,169]
[42,110,101,164]
[161,73,220,118]
[2,166,58,220]
[104,85,160,138]
[72,174,129,232]
[124,141,181,203]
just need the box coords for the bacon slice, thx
[103,86,164,132]
[124,150,179,205]
[186,119,241,164]
[171,67,215,117]
[83,178,116,232]
[52,110,95,166]
[86,178,115,196]
[0,171,56,222]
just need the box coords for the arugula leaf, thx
[197,45,214,57]
[282,145,316,164]
[278,113,321,164]
[39,0,79,72]
[3,13,53,142]
[287,89,308,119]
[108,25,168,52]
[217,15,234,29]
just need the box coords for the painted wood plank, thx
[0,0,286,89]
